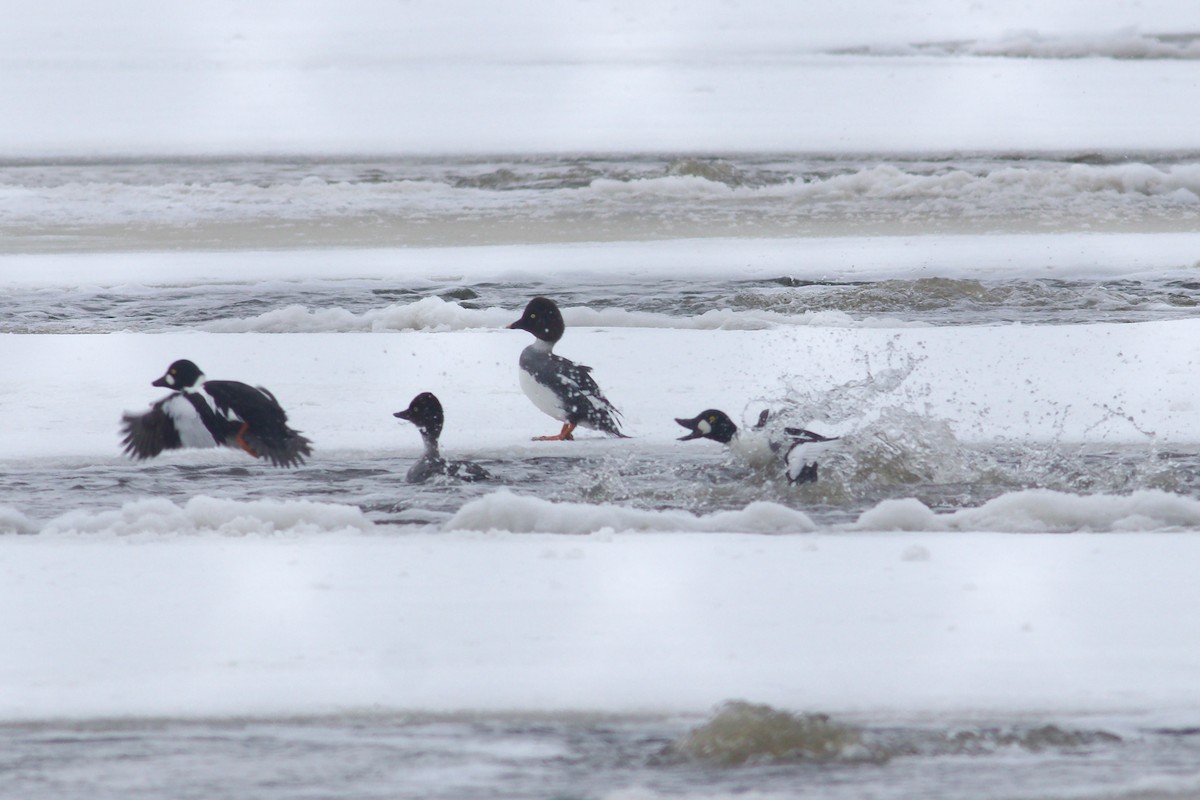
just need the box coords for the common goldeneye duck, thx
[120,358,313,468]
[393,392,490,483]
[675,408,837,484]
[508,296,626,441]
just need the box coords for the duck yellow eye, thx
[708,416,717,423]
[170,369,176,375]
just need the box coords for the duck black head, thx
[394,391,445,442]
[152,359,204,391]
[508,296,565,344]
[675,409,738,444]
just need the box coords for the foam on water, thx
[3,156,1199,233]
[195,296,858,335]
[10,275,1200,334]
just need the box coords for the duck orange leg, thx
[533,422,576,441]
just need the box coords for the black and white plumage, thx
[393,392,490,483]
[508,296,626,441]
[675,408,838,484]
[120,359,312,468]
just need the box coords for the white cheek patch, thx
[698,419,712,435]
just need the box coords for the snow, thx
[6,1,1200,155]
[2,311,1195,461]
[5,0,1200,727]
[3,232,1199,290]
[4,58,1198,154]
[5,525,1200,720]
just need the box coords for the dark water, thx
[4,705,1200,800]
[5,275,1200,334]
[6,438,1198,532]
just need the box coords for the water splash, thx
[752,352,980,500]
[663,701,879,766]
[661,701,1124,768]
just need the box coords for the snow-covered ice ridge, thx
[448,488,1200,535]
[7,234,1199,290]
[7,488,1200,536]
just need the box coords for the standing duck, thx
[508,296,626,441]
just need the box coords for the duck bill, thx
[151,375,170,388]
[393,410,413,421]
[675,417,705,441]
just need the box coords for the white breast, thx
[519,367,567,421]
[163,393,218,448]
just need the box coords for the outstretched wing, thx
[202,380,313,467]
[120,399,183,460]
[120,394,220,459]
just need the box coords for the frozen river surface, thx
[8,0,1200,795]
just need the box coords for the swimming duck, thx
[675,408,837,484]
[393,391,490,483]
